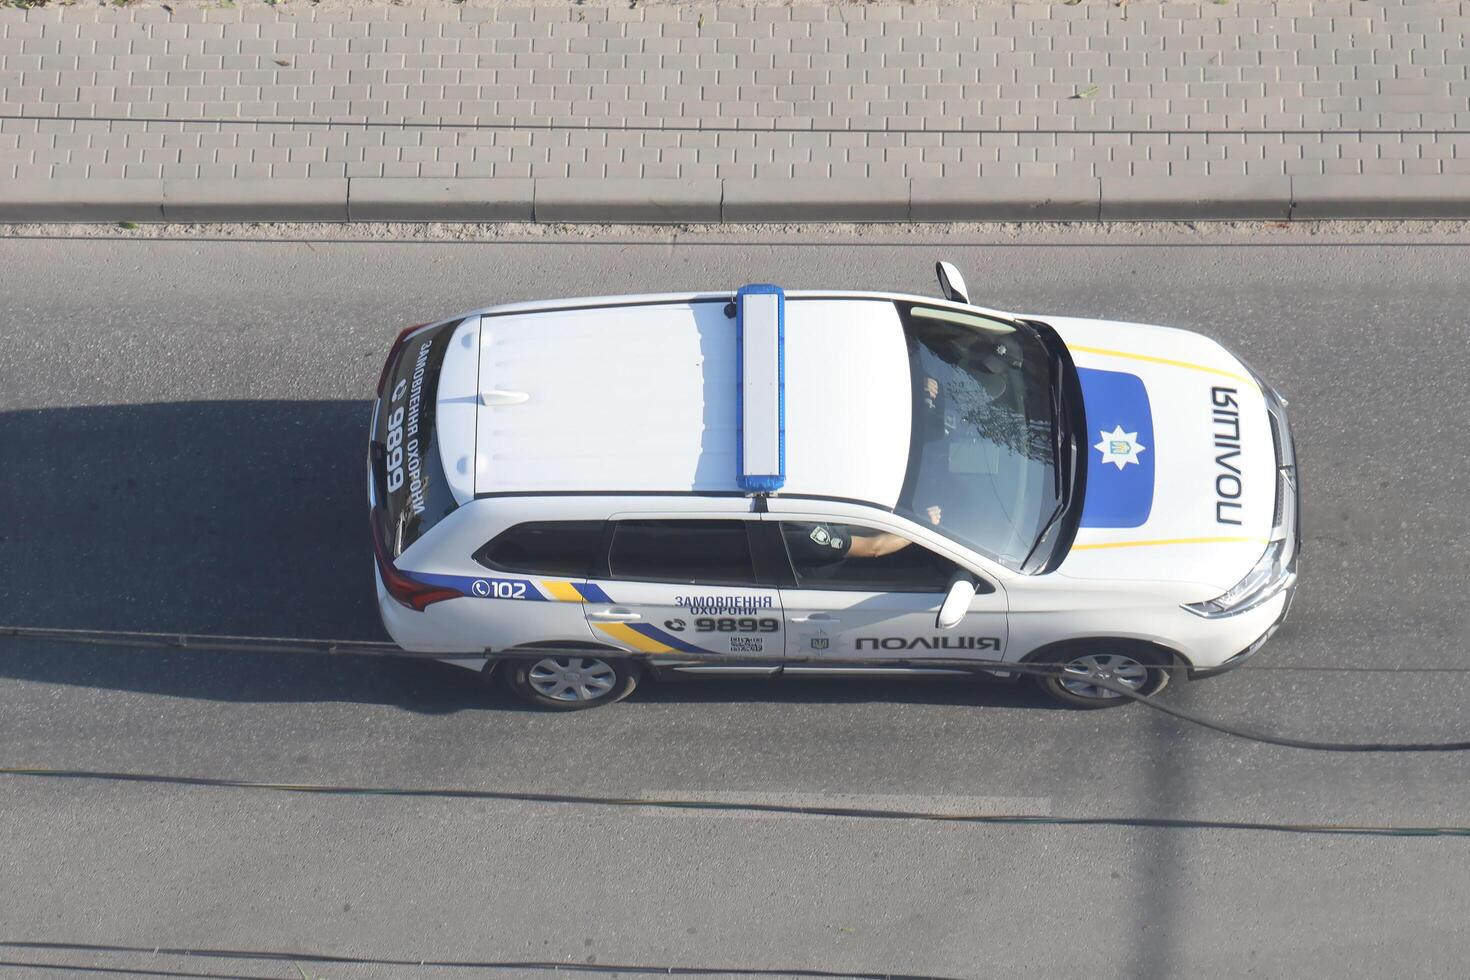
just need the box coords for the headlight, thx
[1183,538,1294,618]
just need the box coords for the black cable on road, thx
[7,624,1470,752]
[0,625,404,659]
[0,941,961,980]
[2,767,1467,839]
[9,623,1470,672]
[1092,675,1470,753]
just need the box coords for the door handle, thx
[587,608,642,623]
[790,613,839,624]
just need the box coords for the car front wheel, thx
[503,654,639,711]
[1032,644,1172,709]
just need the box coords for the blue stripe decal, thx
[735,282,786,493]
[575,582,613,603]
[627,622,710,654]
[1076,367,1155,529]
[404,571,548,601]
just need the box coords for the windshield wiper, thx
[1050,357,1067,497]
[1021,355,1075,572]
[1021,455,1071,572]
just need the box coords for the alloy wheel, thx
[526,656,618,703]
[1057,653,1151,700]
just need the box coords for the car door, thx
[580,517,786,660]
[768,519,1007,661]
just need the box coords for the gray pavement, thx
[2,227,1470,978]
[3,0,1470,221]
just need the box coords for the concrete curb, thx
[0,179,165,222]
[912,178,1101,222]
[534,178,722,223]
[161,178,349,222]
[1288,175,1470,220]
[348,178,533,222]
[7,176,1470,224]
[1101,176,1293,221]
[722,178,912,222]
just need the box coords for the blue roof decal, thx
[1076,367,1155,529]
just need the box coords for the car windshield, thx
[895,303,1065,569]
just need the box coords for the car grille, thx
[1260,383,1299,564]
[1267,412,1283,525]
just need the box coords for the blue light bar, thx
[735,283,786,493]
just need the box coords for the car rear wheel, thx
[1032,644,1171,709]
[503,654,638,711]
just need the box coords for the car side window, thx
[778,521,983,594]
[606,519,759,587]
[474,521,605,577]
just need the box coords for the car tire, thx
[1030,643,1172,709]
[502,653,639,711]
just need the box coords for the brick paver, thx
[0,1,1467,183]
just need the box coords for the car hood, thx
[1040,315,1277,594]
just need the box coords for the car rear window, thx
[474,522,605,577]
[372,321,460,558]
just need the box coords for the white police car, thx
[369,263,1298,710]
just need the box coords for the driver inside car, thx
[786,508,944,565]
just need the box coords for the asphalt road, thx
[2,228,1469,979]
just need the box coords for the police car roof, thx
[439,293,937,508]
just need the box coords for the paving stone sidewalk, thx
[0,0,1467,214]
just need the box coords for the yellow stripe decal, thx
[593,622,672,653]
[1071,535,1267,552]
[1067,345,1258,387]
[541,580,584,603]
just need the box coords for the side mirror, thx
[936,576,977,630]
[935,261,970,305]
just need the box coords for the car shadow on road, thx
[0,644,508,714]
[0,400,380,637]
[0,644,1070,714]
[637,670,1070,710]
[0,399,473,711]
[0,399,1068,715]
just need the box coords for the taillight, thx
[370,511,459,611]
[376,323,428,395]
